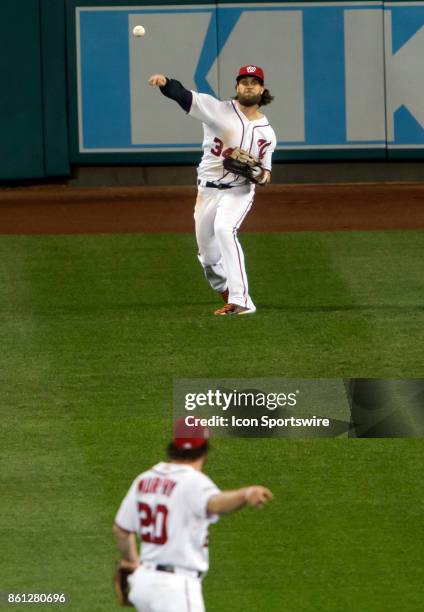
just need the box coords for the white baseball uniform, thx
[189,92,277,310]
[115,461,221,612]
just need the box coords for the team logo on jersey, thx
[258,139,271,160]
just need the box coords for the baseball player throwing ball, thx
[112,418,273,610]
[148,66,276,315]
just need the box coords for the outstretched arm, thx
[148,74,193,113]
[207,486,273,515]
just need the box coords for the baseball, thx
[132,25,146,37]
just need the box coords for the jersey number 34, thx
[210,137,234,159]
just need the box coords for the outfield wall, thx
[1,1,424,180]
[0,0,69,181]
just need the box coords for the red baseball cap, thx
[172,417,209,450]
[237,65,265,83]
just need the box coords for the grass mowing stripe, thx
[0,416,117,606]
[325,230,424,376]
[1,232,422,380]
[0,239,127,610]
[250,230,424,375]
[204,438,424,612]
[1,232,423,611]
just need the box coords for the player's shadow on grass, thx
[39,300,217,313]
[258,304,424,313]
[42,302,423,315]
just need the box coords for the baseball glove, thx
[113,561,137,607]
[223,148,264,184]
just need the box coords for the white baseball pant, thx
[128,566,205,612]
[194,185,255,310]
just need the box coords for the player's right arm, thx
[148,74,193,112]
[207,486,273,515]
[148,73,222,124]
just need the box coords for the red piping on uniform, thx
[232,196,254,307]
[233,234,247,307]
[248,124,270,154]
[231,101,245,148]
[229,101,250,186]
[218,170,231,182]
[234,195,254,229]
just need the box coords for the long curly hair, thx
[259,88,274,107]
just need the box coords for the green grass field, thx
[1,231,423,611]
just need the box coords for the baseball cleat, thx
[214,303,256,315]
[236,305,256,315]
[219,289,229,303]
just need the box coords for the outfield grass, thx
[0,231,423,611]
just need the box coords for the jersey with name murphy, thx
[115,462,221,573]
[189,91,277,186]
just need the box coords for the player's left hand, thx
[223,148,264,184]
[113,560,139,607]
[245,486,274,507]
[252,168,271,185]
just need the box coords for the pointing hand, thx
[245,486,274,508]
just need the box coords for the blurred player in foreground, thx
[112,418,273,610]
